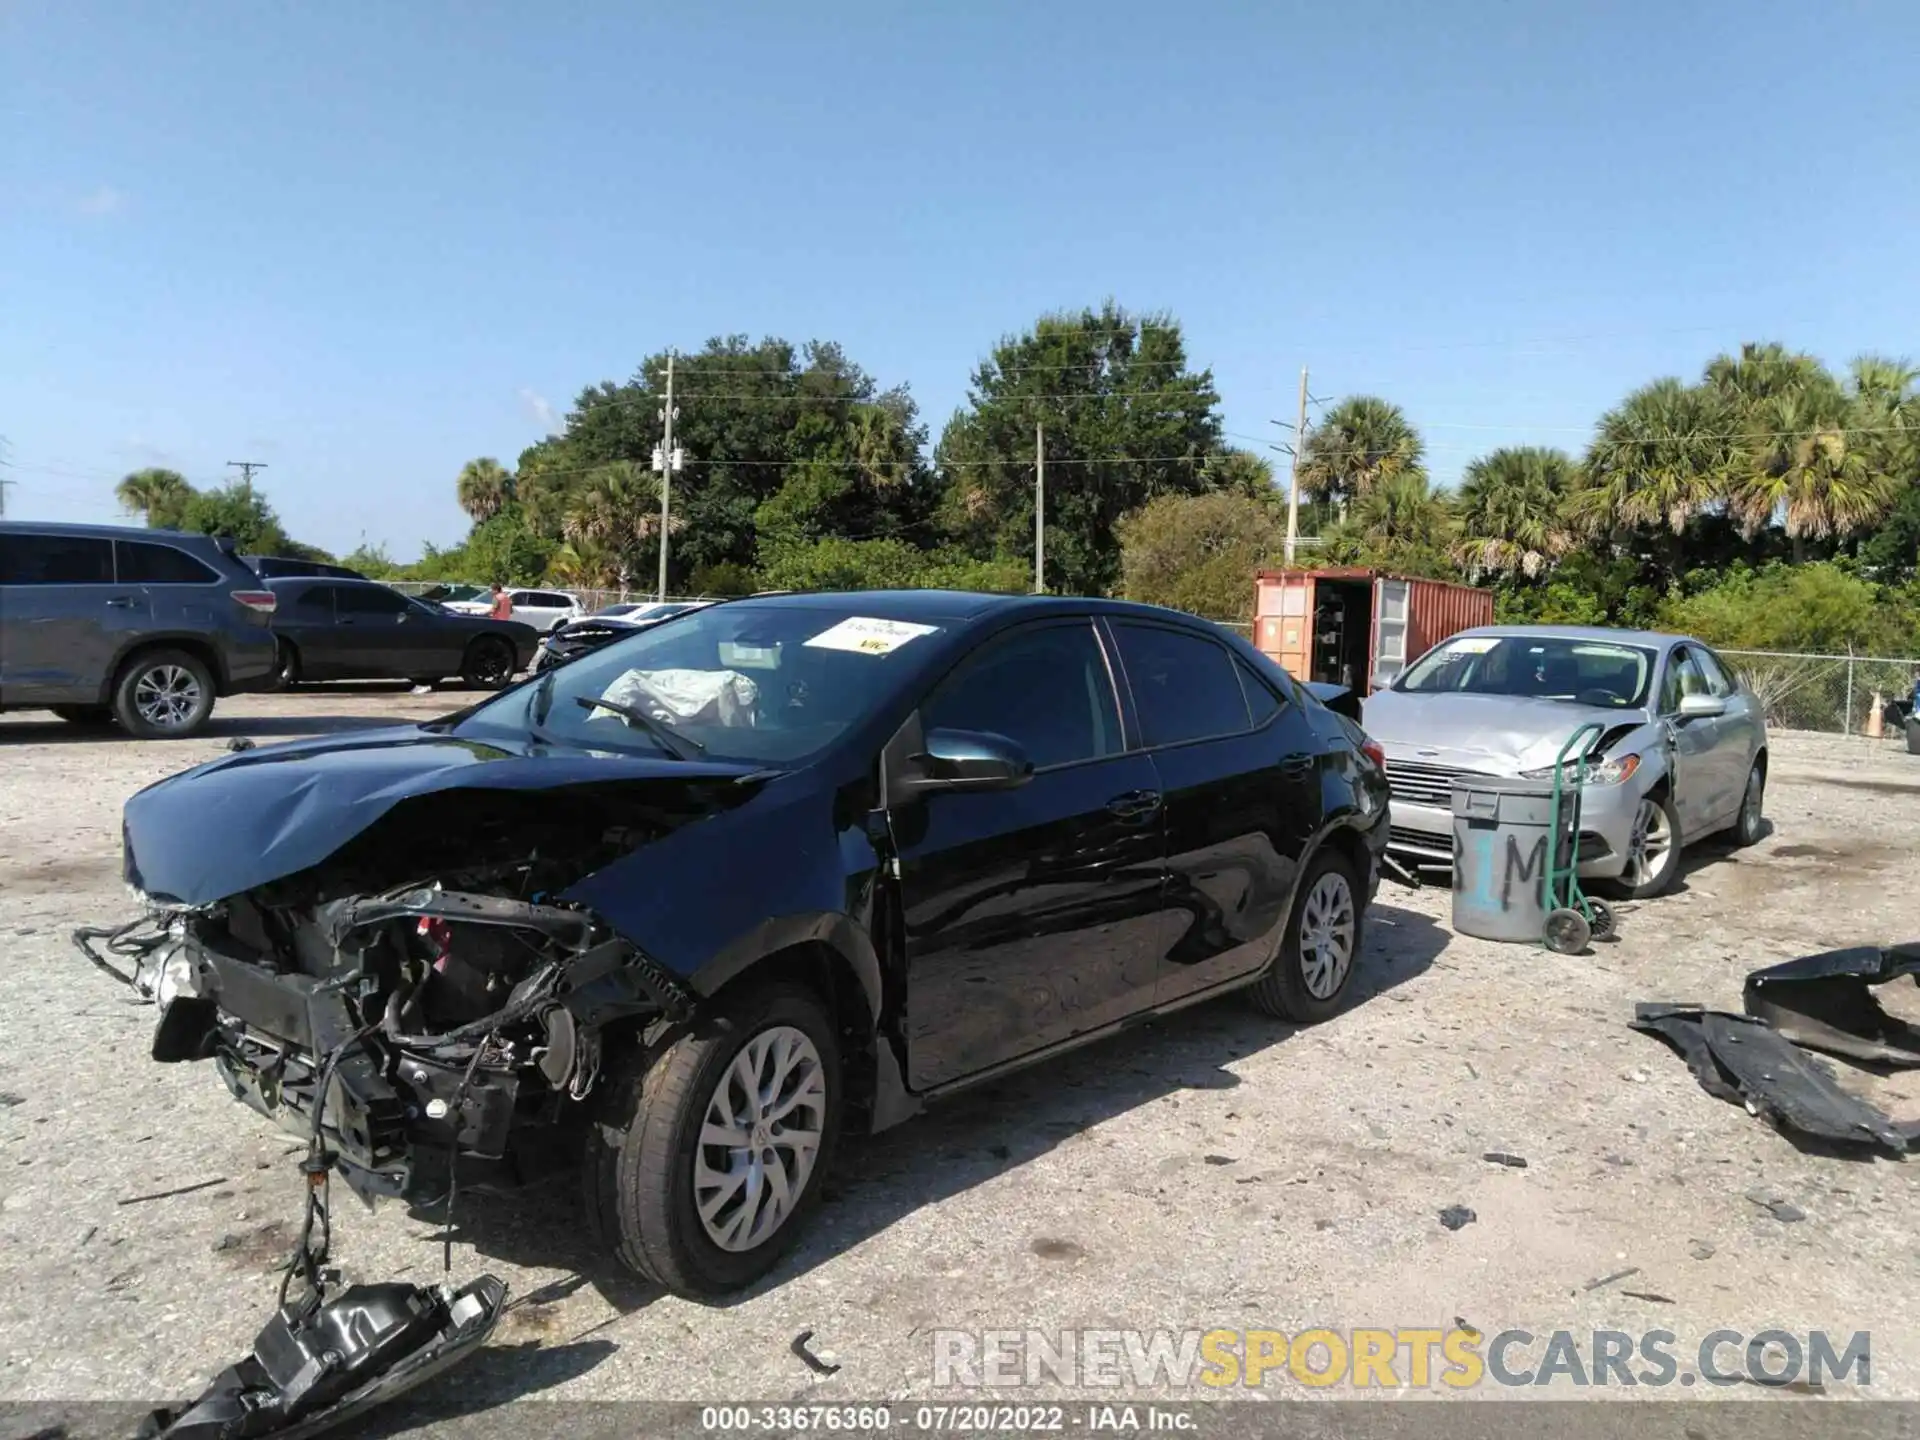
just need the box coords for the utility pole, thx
[1034,422,1045,593]
[226,460,268,498]
[652,351,683,603]
[1285,366,1308,567]
[0,477,14,519]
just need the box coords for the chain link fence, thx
[1718,650,1920,737]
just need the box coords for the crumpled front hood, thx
[1361,690,1649,773]
[122,726,760,906]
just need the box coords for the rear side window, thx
[1235,657,1283,728]
[285,585,336,618]
[1111,621,1253,746]
[116,540,220,584]
[0,533,115,584]
[924,622,1122,770]
[336,585,410,615]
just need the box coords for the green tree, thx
[1296,397,1426,512]
[175,481,292,554]
[1452,446,1576,578]
[1658,562,1918,655]
[341,541,399,577]
[1567,378,1734,542]
[456,458,515,523]
[115,467,195,529]
[934,303,1224,596]
[560,461,668,589]
[1116,491,1281,623]
[1316,471,1455,577]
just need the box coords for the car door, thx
[1690,645,1756,826]
[1104,618,1325,1007]
[0,531,135,703]
[890,618,1171,1091]
[332,584,422,676]
[1656,645,1724,836]
[275,584,341,676]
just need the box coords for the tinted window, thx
[1235,657,1283,727]
[336,585,410,616]
[535,592,572,608]
[284,585,336,618]
[117,540,219,584]
[0,533,115,585]
[924,623,1121,769]
[1112,621,1251,746]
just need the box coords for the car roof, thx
[262,575,397,590]
[1444,624,1690,649]
[0,520,222,545]
[709,589,1228,630]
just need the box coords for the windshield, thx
[456,602,947,764]
[1396,634,1656,708]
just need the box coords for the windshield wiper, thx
[573,694,706,760]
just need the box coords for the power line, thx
[226,459,268,497]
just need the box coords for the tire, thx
[274,641,301,691]
[461,636,516,690]
[51,705,114,727]
[1729,760,1766,848]
[1247,848,1364,1024]
[1605,791,1683,900]
[584,982,842,1298]
[110,648,216,739]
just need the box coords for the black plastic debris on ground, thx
[1743,944,1920,1068]
[1481,1151,1528,1169]
[792,1330,842,1376]
[1630,1002,1909,1156]
[1438,1206,1476,1231]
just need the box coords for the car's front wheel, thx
[1608,791,1682,899]
[1248,848,1364,1024]
[585,982,841,1297]
[1730,760,1766,847]
[111,649,216,739]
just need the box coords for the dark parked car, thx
[103,591,1390,1297]
[0,520,278,737]
[243,555,368,581]
[266,578,537,689]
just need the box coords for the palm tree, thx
[1345,470,1452,553]
[1297,397,1426,512]
[1848,354,1920,483]
[115,467,194,528]
[1567,379,1733,538]
[1451,447,1576,578]
[1704,341,1830,407]
[456,458,515,523]
[560,462,667,589]
[1729,390,1892,556]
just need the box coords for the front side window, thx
[336,585,410,616]
[285,585,336,619]
[1660,647,1712,713]
[923,623,1121,770]
[0,533,114,585]
[1693,647,1736,698]
[1111,621,1251,747]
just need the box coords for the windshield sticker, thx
[804,616,939,656]
[1447,637,1498,654]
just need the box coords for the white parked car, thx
[441,587,583,634]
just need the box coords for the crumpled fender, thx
[120,728,758,907]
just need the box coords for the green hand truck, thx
[1542,721,1617,954]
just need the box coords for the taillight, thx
[231,590,278,614]
[1360,739,1386,770]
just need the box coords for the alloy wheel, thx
[1625,798,1675,890]
[694,1025,827,1253]
[1298,870,1357,1000]
[133,664,203,732]
[1741,767,1764,837]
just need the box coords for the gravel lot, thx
[3,691,1919,1424]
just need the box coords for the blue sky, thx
[5,1,1917,557]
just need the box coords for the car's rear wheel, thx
[1730,761,1766,847]
[1607,792,1682,899]
[584,982,841,1297]
[461,636,516,689]
[1248,848,1363,1024]
[111,649,215,739]
[51,704,115,727]
[274,641,301,691]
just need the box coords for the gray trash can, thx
[1450,774,1579,943]
[1907,715,1920,756]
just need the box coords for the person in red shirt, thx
[487,583,513,621]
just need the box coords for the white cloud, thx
[517,387,560,433]
[77,185,126,217]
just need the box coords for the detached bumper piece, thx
[1631,940,1920,1157]
[140,1274,506,1440]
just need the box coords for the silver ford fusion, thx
[1361,626,1769,898]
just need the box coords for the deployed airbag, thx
[600,667,759,727]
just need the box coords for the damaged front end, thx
[83,876,693,1206]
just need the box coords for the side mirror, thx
[897,728,1035,798]
[1677,693,1726,720]
[1369,671,1394,693]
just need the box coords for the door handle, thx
[1280,755,1315,778]
[1106,789,1162,820]
[105,596,138,609]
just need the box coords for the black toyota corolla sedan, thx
[101,590,1390,1297]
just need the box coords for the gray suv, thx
[0,521,279,738]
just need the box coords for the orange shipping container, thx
[1252,568,1492,692]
